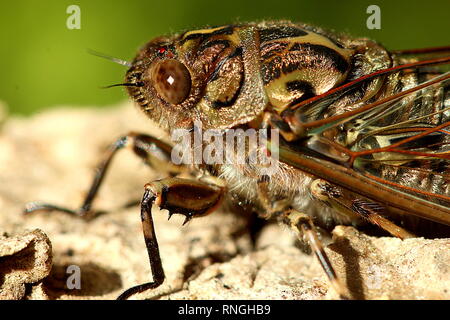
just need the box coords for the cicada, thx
[25,21,450,299]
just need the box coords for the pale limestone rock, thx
[0,103,448,300]
[0,229,52,299]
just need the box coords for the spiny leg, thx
[256,175,347,298]
[281,209,349,299]
[310,179,415,239]
[24,132,183,218]
[117,177,225,300]
[117,186,164,300]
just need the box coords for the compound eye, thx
[152,59,191,105]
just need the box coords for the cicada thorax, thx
[257,22,392,116]
[258,24,352,113]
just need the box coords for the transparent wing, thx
[278,51,450,225]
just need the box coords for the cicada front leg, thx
[117,177,225,300]
[310,179,415,239]
[24,132,184,219]
[25,130,226,299]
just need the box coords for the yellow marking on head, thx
[180,26,241,51]
[181,26,232,40]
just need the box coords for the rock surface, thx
[0,229,52,299]
[0,101,448,300]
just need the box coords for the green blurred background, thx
[1,0,449,115]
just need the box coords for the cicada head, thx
[125,25,268,132]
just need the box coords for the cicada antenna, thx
[87,48,133,67]
[100,82,144,89]
[87,49,142,89]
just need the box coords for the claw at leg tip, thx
[182,215,192,226]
